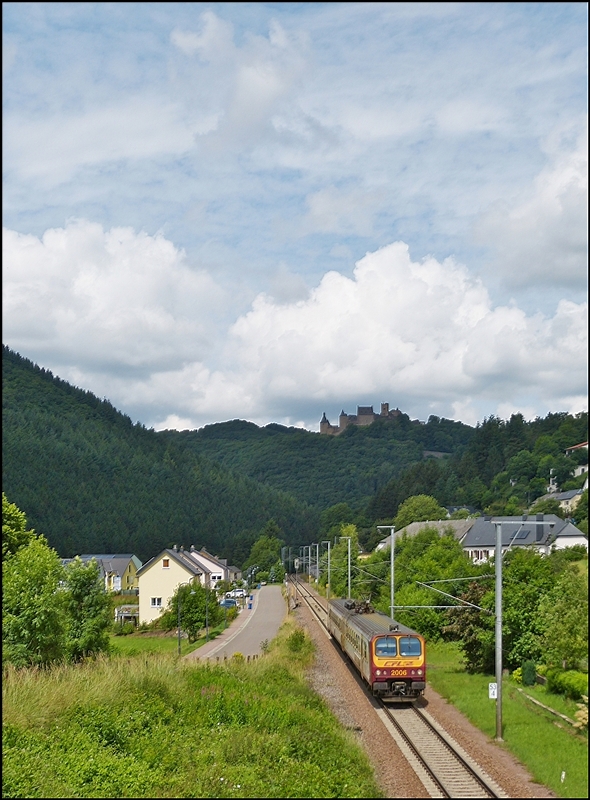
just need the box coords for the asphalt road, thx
[185,584,287,662]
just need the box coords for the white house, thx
[462,514,587,563]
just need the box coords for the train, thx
[327,598,426,702]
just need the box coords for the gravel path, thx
[293,602,556,799]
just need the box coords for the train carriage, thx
[327,598,426,702]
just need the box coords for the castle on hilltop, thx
[320,403,402,435]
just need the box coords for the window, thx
[162,559,170,568]
[399,636,422,657]
[151,597,162,607]
[375,637,397,657]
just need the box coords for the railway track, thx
[289,576,505,799]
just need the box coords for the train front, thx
[370,631,426,701]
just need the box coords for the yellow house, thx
[137,548,203,625]
[77,554,142,592]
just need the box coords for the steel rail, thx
[288,575,504,799]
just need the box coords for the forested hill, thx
[2,347,318,564]
[159,415,475,509]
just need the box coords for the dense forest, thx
[160,414,474,508]
[3,345,587,563]
[2,347,318,565]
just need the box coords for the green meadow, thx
[3,620,382,799]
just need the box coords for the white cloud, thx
[2,5,587,431]
[170,12,235,62]
[476,122,588,289]
[3,223,586,429]
[303,185,386,236]
[2,220,224,371]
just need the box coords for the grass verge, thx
[427,641,588,799]
[3,618,382,798]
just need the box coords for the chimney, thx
[180,545,184,552]
[190,545,195,552]
[173,544,177,551]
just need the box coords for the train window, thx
[375,637,397,656]
[399,636,422,656]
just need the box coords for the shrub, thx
[574,695,588,732]
[522,660,536,686]
[546,668,589,700]
[286,629,306,653]
[113,622,135,636]
[512,667,523,684]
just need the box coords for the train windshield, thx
[399,636,422,657]
[374,637,397,656]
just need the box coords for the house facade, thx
[62,554,142,593]
[136,548,203,625]
[136,544,243,625]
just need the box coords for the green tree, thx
[529,497,564,518]
[62,557,112,661]
[444,581,495,673]
[537,569,588,669]
[243,520,284,572]
[2,493,36,560]
[393,494,448,529]
[161,582,221,642]
[573,489,588,534]
[450,508,471,520]
[3,536,66,667]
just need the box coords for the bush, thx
[522,660,536,686]
[546,668,589,700]
[512,667,523,684]
[574,695,588,732]
[286,629,306,653]
[117,622,136,636]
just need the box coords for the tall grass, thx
[427,642,588,799]
[3,619,382,799]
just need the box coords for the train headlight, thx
[417,669,423,676]
[376,669,381,676]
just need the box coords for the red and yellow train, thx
[327,598,426,701]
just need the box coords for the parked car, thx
[219,598,237,608]
[226,589,246,598]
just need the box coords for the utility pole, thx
[322,540,331,601]
[377,526,396,620]
[491,517,554,741]
[339,536,352,599]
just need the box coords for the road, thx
[185,584,287,662]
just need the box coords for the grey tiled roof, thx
[461,515,579,548]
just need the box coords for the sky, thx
[2,2,588,433]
